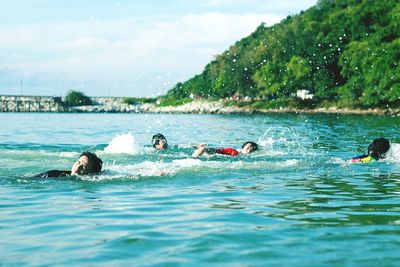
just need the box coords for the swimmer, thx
[35,151,103,178]
[192,141,258,157]
[351,138,390,163]
[152,133,168,150]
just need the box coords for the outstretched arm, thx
[192,144,206,157]
[192,144,217,157]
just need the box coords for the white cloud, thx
[259,0,317,11]
[181,0,317,12]
[0,12,284,96]
[57,37,111,50]
[197,0,254,7]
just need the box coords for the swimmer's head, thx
[71,152,103,175]
[152,133,168,150]
[241,141,258,154]
[368,138,390,160]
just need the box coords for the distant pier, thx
[0,95,136,113]
[0,95,66,112]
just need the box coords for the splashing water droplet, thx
[104,133,139,154]
[258,127,306,155]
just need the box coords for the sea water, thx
[0,113,399,266]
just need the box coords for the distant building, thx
[296,90,314,100]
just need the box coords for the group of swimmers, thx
[151,133,259,157]
[35,134,391,178]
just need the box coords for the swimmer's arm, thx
[351,154,374,163]
[192,145,206,157]
[192,144,216,157]
[35,170,71,178]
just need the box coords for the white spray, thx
[258,127,306,155]
[386,143,400,163]
[104,133,139,155]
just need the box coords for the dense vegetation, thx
[165,0,399,109]
[122,97,192,107]
[65,90,92,106]
[122,97,157,105]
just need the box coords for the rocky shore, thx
[71,99,400,116]
[1,95,397,115]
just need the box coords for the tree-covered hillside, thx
[165,0,399,109]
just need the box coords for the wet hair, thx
[367,138,390,160]
[242,141,258,153]
[152,133,168,149]
[80,152,103,173]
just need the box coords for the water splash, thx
[81,158,203,181]
[79,158,300,182]
[59,152,80,158]
[104,133,139,155]
[386,143,400,163]
[330,157,349,166]
[258,127,306,155]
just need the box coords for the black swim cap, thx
[368,138,390,160]
[80,151,103,173]
[152,133,168,149]
[242,141,258,153]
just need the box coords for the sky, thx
[0,0,317,97]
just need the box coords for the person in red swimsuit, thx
[192,141,258,157]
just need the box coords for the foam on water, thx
[0,149,75,156]
[59,152,80,158]
[258,127,307,156]
[330,157,349,165]
[177,143,197,149]
[386,143,400,163]
[104,133,139,155]
[83,158,204,181]
[80,157,301,181]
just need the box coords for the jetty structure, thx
[0,95,66,112]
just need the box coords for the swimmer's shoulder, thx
[35,170,71,178]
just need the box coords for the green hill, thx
[165,0,399,109]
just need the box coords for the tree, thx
[65,90,92,106]
[252,60,284,97]
[163,0,400,109]
[283,55,312,93]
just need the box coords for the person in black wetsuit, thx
[152,133,168,150]
[35,151,103,178]
[351,138,390,163]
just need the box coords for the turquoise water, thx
[1,113,399,266]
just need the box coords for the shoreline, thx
[67,100,399,116]
[29,104,400,116]
[0,96,398,116]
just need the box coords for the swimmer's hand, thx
[193,144,205,148]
